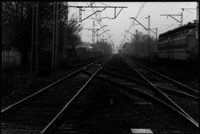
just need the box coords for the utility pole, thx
[65,2,69,58]
[61,2,69,60]
[55,2,59,70]
[31,2,35,78]
[145,15,150,57]
[155,28,158,39]
[64,2,68,59]
[130,17,147,57]
[92,21,96,44]
[51,2,60,72]
[130,17,157,58]
[35,2,39,75]
[96,25,108,45]
[146,15,150,37]
[79,8,82,22]
[135,29,138,56]
[52,2,56,71]
[96,29,99,45]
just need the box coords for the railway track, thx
[120,55,199,123]
[123,56,198,96]
[53,55,198,134]
[1,55,112,134]
[1,54,198,134]
[82,54,198,133]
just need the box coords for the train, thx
[157,21,198,63]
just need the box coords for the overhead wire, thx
[140,2,163,18]
[183,2,191,8]
[158,22,179,33]
[120,2,146,47]
[91,2,114,45]
[158,12,194,34]
[98,2,112,7]
[157,17,169,32]
[156,2,196,35]
[89,2,106,43]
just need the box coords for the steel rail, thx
[40,56,113,134]
[82,69,199,129]
[120,55,199,128]
[127,56,198,94]
[1,57,105,118]
[100,69,198,100]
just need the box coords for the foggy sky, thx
[68,2,197,48]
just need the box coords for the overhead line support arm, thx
[160,13,183,26]
[68,6,127,8]
[129,17,148,30]
[112,7,124,19]
[68,6,127,21]
[81,10,102,22]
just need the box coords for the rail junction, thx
[1,54,199,134]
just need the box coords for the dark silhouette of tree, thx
[2,1,82,69]
[92,40,112,55]
[2,2,33,66]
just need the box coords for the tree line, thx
[122,31,158,58]
[2,2,82,74]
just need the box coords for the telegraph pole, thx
[147,15,150,57]
[35,2,39,75]
[52,2,56,71]
[146,15,150,37]
[145,15,150,57]
[96,25,108,45]
[130,16,157,58]
[136,29,139,56]
[79,8,82,22]
[55,2,59,70]
[92,21,96,44]
[155,28,158,39]
[64,2,68,59]
[31,2,35,78]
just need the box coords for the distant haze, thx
[68,2,197,49]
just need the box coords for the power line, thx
[158,13,194,33]
[157,17,168,29]
[160,13,183,26]
[158,22,179,33]
[183,2,191,8]
[140,2,163,17]
[91,2,113,44]
[120,2,146,47]
[98,2,112,7]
